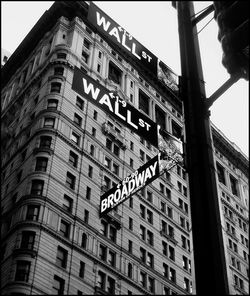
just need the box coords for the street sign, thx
[72,67,159,147]
[88,2,158,75]
[100,130,184,217]
[100,154,160,217]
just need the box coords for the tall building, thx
[212,123,249,295]
[1,2,248,295]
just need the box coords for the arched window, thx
[128,262,133,278]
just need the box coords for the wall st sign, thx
[72,67,159,147]
[88,2,158,75]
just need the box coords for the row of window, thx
[217,162,239,197]
[13,258,193,295]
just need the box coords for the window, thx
[31,180,44,195]
[15,260,30,282]
[35,157,48,172]
[140,204,145,219]
[129,197,133,208]
[40,136,52,148]
[113,144,120,157]
[44,117,55,128]
[107,277,115,294]
[83,38,91,49]
[56,246,68,268]
[216,162,226,184]
[147,230,154,246]
[167,207,173,218]
[54,67,64,76]
[129,217,133,230]
[163,286,170,295]
[169,267,176,283]
[155,105,166,130]
[50,82,61,93]
[93,110,98,120]
[108,250,116,267]
[148,277,155,293]
[74,113,82,127]
[47,99,58,110]
[66,172,76,190]
[82,51,89,63]
[163,263,169,278]
[140,271,147,288]
[172,120,182,139]
[69,151,78,168]
[97,64,101,73]
[52,275,65,295]
[184,278,191,292]
[26,205,40,221]
[60,220,70,238]
[130,141,134,151]
[88,165,93,178]
[63,195,73,213]
[128,240,133,253]
[147,210,153,224]
[79,261,85,278]
[162,241,168,256]
[140,149,145,161]
[160,183,165,193]
[229,175,238,196]
[161,201,166,213]
[147,191,153,203]
[108,61,122,85]
[21,231,35,249]
[109,226,117,242]
[140,225,146,240]
[81,233,87,249]
[166,188,171,199]
[130,158,134,168]
[76,96,84,110]
[92,127,96,137]
[104,157,111,169]
[86,186,91,200]
[90,144,95,156]
[100,220,108,236]
[169,246,175,261]
[147,253,154,268]
[71,131,80,145]
[140,247,146,263]
[139,90,150,115]
[84,210,89,223]
[98,51,102,59]
[97,271,105,290]
[128,263,133,278]
[106,138,112,150]
[112,163,119,175]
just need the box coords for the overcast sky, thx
[1,1,248,157]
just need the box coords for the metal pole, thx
[177,2,229,294]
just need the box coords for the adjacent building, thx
[1,1,248,295]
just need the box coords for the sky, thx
[1,1,248,157]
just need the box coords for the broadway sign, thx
[88,2,158,75]
[72,66,158,147]
[100,154,160,217]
